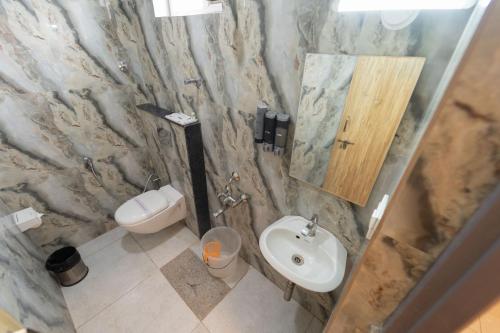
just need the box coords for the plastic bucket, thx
[45,247,88,287]
[201,226,241,278]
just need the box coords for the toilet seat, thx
[115,191,170,226]
[114,185,187,234]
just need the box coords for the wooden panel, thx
[323,56,425,206]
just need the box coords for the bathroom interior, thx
[1,0,499,332]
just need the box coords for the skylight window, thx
[337,0,477,11]
[152,0,223,18]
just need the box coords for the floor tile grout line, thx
[186,246,246,291]
[158,268,203,323]
[74,269,159,330]
[79,230,129,261]
[160,248,228,322]
[72,235,155,330]
[131,226,200,269]
[129,232,162,268]
[190,322,210,333]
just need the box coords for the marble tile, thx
[77,271,200,333]
[219,257,249,289]
[62,235,156,327]
[290,54,357,188]
[77,227,129,259]
[0,0,475,325]
[161,249,231,320]
[191,323,210,333]
[194,99,358,320]
[203,267,313,333]
[0,89,152,253]
[0,202,75,333]
[132,223,199,268]
[189,242,249,288]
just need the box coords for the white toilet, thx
[114,185,186,234]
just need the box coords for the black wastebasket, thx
[45,247,88,287]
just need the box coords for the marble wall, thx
[325,2,499,330]
[290,54,357,188]
[130,0,473,321]
[0,0,474,323]
[0,0,184,253]
[0,199,75,332]
[0,86,158,253]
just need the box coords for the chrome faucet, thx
[301,214,319,237]
[213,193,249,218]
[213,172,249,218]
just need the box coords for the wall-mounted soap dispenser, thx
[254,102,269,144]
[273,113,290,156]
[263,111,277,152]
[254,102,290,157]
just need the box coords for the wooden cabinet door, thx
[323,56,425,206]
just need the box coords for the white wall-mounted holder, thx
[366,194,390,240]
[13,207,44,232]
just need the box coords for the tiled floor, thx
[63,223,324,333]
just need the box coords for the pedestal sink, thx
[259,216,347,293]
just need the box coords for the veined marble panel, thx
[0,85,156,253]
[196,99,361,320]
[0,0,475,325]
[290,54,356,187]
[0,200,75,332]
[0,0,177,252]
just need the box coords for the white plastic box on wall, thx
[152,0,223,18]
[13,207,44,232]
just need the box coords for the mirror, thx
[290,53,425,206]
[152,0,223,18]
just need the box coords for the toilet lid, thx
[114,191,169,225]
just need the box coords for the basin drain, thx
[291,254,304,266]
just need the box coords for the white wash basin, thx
[259,216,347,293]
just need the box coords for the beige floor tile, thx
[63,235,156,327]
[132,223,199,268]
[77,227,128,258]
[161,249,231,320]
[221,257,249,288]
[191,322,210,333]
[189,243,249,288]
[77,271,200,333]
[203,267,313,333]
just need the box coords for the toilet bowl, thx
[114,185,186,234]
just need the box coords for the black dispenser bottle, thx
[273,113,290,156]
[254,102,268,143]
[263,111,277,152]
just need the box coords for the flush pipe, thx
[284,281,296,301]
